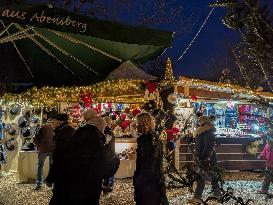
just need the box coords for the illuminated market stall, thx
[161,75,273,171]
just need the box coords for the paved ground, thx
[0,172,273,205]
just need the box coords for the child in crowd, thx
[257,138,273,194]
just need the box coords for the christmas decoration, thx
[0,79,146,110]
[160,58,176,88]
[177,77,273,101]
[191,95,197,101]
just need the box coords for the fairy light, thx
[177,77,273,100]
[14,23,83,82]
[177,1,218,61]
[51,30,122,62]
[32,28,99,75]
[0,79,147,110]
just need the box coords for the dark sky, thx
[1,0,241,83]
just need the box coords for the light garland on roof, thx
[0,79,146,110]
[177,77,273,100]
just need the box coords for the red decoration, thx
[80,90,93,108]
[132,108,141,116]
[145,82,158,93]
[191,95,197,101]
[121,114,127,121]
[121,121,130,131]
[166,127,180,141]
[97,103,101,111]
[108,103,112,109]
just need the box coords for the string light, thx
[177,77,273,100]
[177,1,218,61]
[13,23,83,82]
[0,79,146,110]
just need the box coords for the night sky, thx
[1,0,242,83]
[169,1,239,81]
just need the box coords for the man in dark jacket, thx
[188,116,221,204]
[33,123,54,190]
[45,113,76,205]
[58,121,105,205]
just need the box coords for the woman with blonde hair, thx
[133,112,168,205]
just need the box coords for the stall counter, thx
[17,137,137,182]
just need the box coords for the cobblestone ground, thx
[0,172,273,205]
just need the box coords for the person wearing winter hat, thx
[188,116,221,204]
[83,109,101,125]
[47,111,113,205]
[45,113,76,199]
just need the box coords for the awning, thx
[0,4,173,86]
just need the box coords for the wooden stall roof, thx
[177,76,273,100]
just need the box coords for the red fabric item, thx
[145,82,158,93]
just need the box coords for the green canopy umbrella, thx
[0,4,173,86]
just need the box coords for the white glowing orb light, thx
[253,124,260,131]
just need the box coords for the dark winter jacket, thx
[49,124,107,205]
[33,124,54,153]
[133,133,167,205]
[195,123,216,162]
[46,123,75,184]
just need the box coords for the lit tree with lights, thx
[212,0,273,92]
[160,58,176,87]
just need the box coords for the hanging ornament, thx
[10,106,20,115]
[31,116,39,124]
[191,95,198,101]
[167,93,178,104]
[6,138,18,151]
[21,127,31,138]
[18,116,29,128]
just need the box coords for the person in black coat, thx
[102,116,116,193]
[133,112,168,205]
[45,114,76,205]
[188,116,221,204]
[47,110,113,205]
